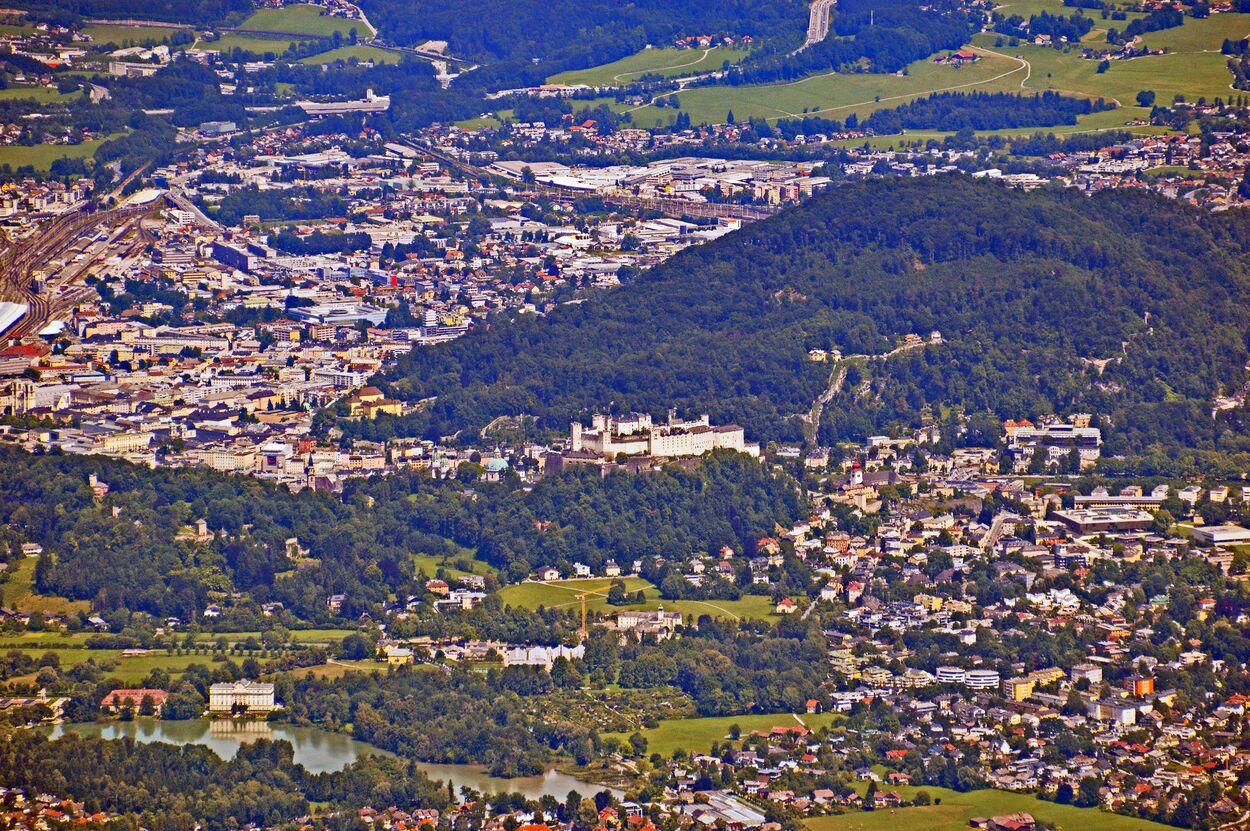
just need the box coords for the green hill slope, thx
[360,177,1250,467]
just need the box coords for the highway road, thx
[796,0,836,53]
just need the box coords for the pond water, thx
[45,720,615,799]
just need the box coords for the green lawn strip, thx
[550,45,751,87]
[299,44,398,64]
[239,5,373,38]
[806,783,1176,831]
[606,711,840,757]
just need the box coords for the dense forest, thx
[0,448,802,619]
[355,177,1250,469]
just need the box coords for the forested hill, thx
[362,0,806,88]
[359,177,1250,464]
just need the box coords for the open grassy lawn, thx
[200,33,314,56]
[972,35,1236,105]
[411,551,495,580]
[625,49,1025,127]
[240,5,373,38]
[828,105,1165,151]
[0,86,78,104]
[605,711,841,757]
[1138,12,1250,52]
[497,577,789,621]
[83,23,188,47]
[4,647,222,684]
[550,45,751,87]
[2,558,90,615]
[806,785,1175,831]
[300,44,399,65]
[289,659,389,680]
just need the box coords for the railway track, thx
[0,202,159,338]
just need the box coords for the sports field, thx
[605,711,840,757]
[550,45,751,87]
[239,5,373,38]
[83,23,188,47]
[497,577,790,621]
[805,784,1175,831]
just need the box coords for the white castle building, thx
[208,680,277,714]
[570,412,758,460]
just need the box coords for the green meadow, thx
[550,45,752,87]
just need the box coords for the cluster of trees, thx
[1107,8,1184,45]
[211,185,350,225]
[992,10,1095,42]
[18,0,250,26]
[0,730,450,831]
[360,177,1250,472]
[862,90,1113,133]
[270,229,373,255]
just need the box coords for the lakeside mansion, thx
[567,412,758,461]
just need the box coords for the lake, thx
[45,720,616,799]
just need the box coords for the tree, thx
[1055,782,1074,804]
[1136,89,1156,107]
[1075,776,1102,807]
[628,732,648,757]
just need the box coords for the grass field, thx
[2,558,90,615]
[605,711,840,757]
[289,659,389,679]
[300,44,399,65]
[550,45,751,87]
[411,551,495,580]
[603,6,1247,132]
[828,105,1165,150]
[1137,12,1250,52]
[239,5,373,38]
[497,577,789,621]
[806,784,1175,831]
[622,49,1026,127]
[200,33,313,56]
[0,86,78,104]
[972,34,1238,105]
[83,23,188,47]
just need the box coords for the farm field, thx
[550,45,751,87]
[300,44,399,65]
[239,5,373,38]
[2,647,225,684]
[497,577,789,621]
[806,784,1175,831]
[606,711,840,757]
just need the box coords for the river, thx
[45,720,615,799]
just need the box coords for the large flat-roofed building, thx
[209,680,276,714]
[1191,524,1250,546]
[1009,422,1101,469]
[570,412,758,460]
[289,302,388,327]
[297,89,391,117]
[1052,507,1153,535]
